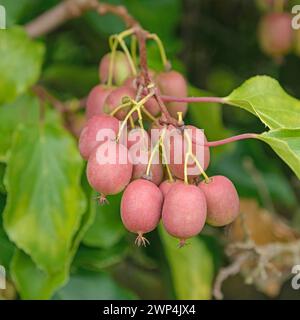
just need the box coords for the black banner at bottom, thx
[0,300,294,318]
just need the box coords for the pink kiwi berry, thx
[164,125,210,180]
[121,179,163,246]
[199,175,240,227]
[86,85,114,120]
[99,50,132,86]
[144,95,161,117]
[162,183,207,246]
[127,128,150,150]
[79,114,120,160]
[159,179,183,197]
[156,70,188,118]
[123,76,138,90]
[129,147,163,186]
[103,86,137,120]
[258,13,293,60]
[87,141,133,203]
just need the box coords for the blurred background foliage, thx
[0,0,300,300]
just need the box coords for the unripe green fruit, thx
[156,71,188,118]
[258,13,293,59]
[86,85,114,120]
[99,51,132,86]
[87,141,133,195]
[162,184,207,243]
[121,179,163,244]
[199,175,240,227]
[78,114,120,160]
[103,86,137,120]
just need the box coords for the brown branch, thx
[213,238,300,300]
[25,0,140,38]
[25,0,178,127]
[213,254,251,300]
[25,0,99,38]
[32,85,67,113]
[96,3,138,27]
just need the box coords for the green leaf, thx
[10,164,96,300]
[225,76,300,129]
[0,94,39,161]
[74,242,128,271]
[55,269,136,300]
[0,27,44,104]
[0,163,6,194]
[159,226,216,299]
[83,193,126,249]
[11,250,67,300]
[4,110,86,274]
[258,128,300,179]
[0,193,14,270]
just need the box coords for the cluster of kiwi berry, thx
[79,48,240,247]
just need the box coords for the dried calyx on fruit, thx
[78,26,241,247]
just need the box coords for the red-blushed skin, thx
[144,96,161,117]
[86,85,114,120]
[127,128,150,150]
[199,175,240,227]
[159,179,183,197]
[162,184,207,242]
[129,148,163,186]
[78,114,120,160]
[99,51,132,85]
[87,141,133,195]
[258,13,293,59]
[156,71,188,118]
[124,75,161,117]
[123,76,138,90]
[103,86,137,120]
[121,179,163,245]
[165,125,210,180]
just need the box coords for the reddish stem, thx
[161,95,226,104]
[193,133,258,147]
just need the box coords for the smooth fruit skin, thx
[156,71,188,118]
[129,147,163,186]
[144,96,161,116]
[103,86,137,120]
[78,114,120,160]
[99,51,132,86]
[199,175,240,227]
[87,141,132,195]
[127,128,150,150]
[258,13,293,59]
[86,85,114,120]
[159,179,183,197]
[121,179,163,234]
[165,125,210,180]
[162,184,207,240]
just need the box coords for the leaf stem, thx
[203,133,258,147]
[147,33,171,70]
[161,95,226,104]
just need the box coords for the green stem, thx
[147,33,170,70]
